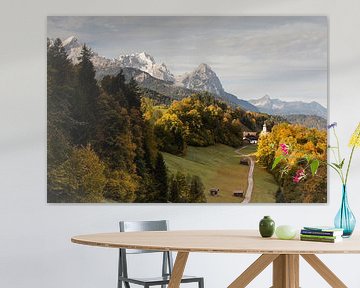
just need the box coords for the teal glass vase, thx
[334,185,356,237]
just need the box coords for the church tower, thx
[260,123,268,137]
[262,123,267,133]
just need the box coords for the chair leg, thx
[118,253,123,288]
[199,278,204,288]
[161,252,168,288]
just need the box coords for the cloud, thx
[47,16,327,105]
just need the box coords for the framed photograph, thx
[47,16,328,203]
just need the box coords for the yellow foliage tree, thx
[257,123,327,203]
[49,145,106,202]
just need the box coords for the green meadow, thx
[163,144,278,203]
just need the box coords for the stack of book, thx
[300,226,344,243]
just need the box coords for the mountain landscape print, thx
[47,16,328,203]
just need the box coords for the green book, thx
[300,236,342,243]
[300,234,339,240]
[303,226,344,233]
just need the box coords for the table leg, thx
[228,254,279,288]
[168,252,189,288]
[301,254,347,288]
[272,254,299,288]
[229,253,348,288]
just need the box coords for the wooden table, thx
[71,230,360,288]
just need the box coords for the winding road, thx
[235,146,255,203]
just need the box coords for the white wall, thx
[1,0,360,287]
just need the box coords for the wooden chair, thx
[118,220,204,288]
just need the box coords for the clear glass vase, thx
[334,185,356,237]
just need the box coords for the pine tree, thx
[95,91,136,172]
[143,140,155,172]
[47,38,71,85]
[189,175,206,203]
[126,78,141,109]
[71,44,99,145]
[169,174,181,203]
[169,172,189,203]
[153,153,169,202]
[47,38,77,199]
[101,72,128,107]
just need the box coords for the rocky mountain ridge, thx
[61,36,175,82]
[59,36,258,111]
[249,95,327,119]
[59,36,325,116]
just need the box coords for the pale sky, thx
[47,16,328,107]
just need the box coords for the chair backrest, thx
[119,220,169,254]
[118,220,173,282]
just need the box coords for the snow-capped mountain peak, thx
[175,63,225,96]
[262,94,271,101]
[58,36,175,82]
[196,63,212,72]
[251,94,271,107]
[117,52,174,82]
[118,52,154,65]
[59,36,84,64]
[54,36,258,111]
[62,36,81,50]
[138,51,155,62]
[249,95,327,118]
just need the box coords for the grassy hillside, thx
[163,144,248,202]
[163,144,278,203]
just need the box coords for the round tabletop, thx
[71,230,360,254]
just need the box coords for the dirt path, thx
[235,146,255,203]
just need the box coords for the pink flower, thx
[280,143,289,155]
[293,169,306,183]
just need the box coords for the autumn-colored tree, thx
[49,145,106,203]
[48,39,166,203]
[141,97,159,167]
[154,93,247,152]
[155,112,187,155]
[257,123,327,203]
[104,170,138,202]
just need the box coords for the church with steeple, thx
[260,123,268,137]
